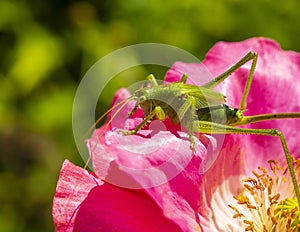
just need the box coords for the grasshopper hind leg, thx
[202,51,258,111]
[194,120,300,208]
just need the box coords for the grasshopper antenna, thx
[83,97,134,139]
[83,96,134,169]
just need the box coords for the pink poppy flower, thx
[53,38,300,231]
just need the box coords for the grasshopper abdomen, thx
[197,104,243,125]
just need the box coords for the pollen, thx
[228,158,300,231]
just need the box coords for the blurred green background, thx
[0,0,299,231]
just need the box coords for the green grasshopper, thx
[96,52,300,207]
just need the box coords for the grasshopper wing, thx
[181,84,225,109]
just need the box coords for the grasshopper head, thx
[133,86,149,99]
[129,87,153,117]
[132,86,154,104]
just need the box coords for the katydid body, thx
[124,51,259,142]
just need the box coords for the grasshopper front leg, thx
[122,106,166,135]
[194,120,300,208]
[177,95,198,152]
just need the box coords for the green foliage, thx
[0,0,299,231]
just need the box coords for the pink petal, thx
[165,61,213,86]
[52,160,102,232]
[53,160,182,232]
[73,183,182,232]
[87,123,206,231]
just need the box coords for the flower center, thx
[228,159,300,231]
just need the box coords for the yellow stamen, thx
[228,157,300,231]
